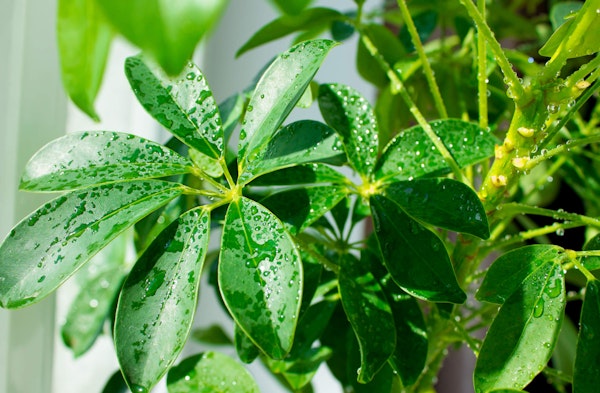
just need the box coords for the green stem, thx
[190,166,229,194]
[571,255,597,281]
[527,133,600,170]
[476,0,488,130]
[496,202,600,229]
[482,221,584,252]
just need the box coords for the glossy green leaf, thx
[371,195,466,303]
[477,245,564,304]
[249,164,345,186]
[219,197,303,359]
[57,0,112,121]
[376,119,497,182]
[234,324,260,364]
[474,262,565,393]
[573,279,600,393]
[102,369,129,393]
[192,325,232,345]
[236,8,342,57]
[188,149,223,178]
[318,83,379,177]
[125,55,224,159]
[339,254,395,383]
[167,352,260,393]
[270,0,313,15]
[96,0,227,75]
[357,24,406,87]
[20,131,194,192]
[115,208,210,392]
[384,178,489,239]
[242,120,345,182]
[582,233,600,271]
[237,39,337,179]
[62,232,130,357]
[260,185,347,235]
[346,334,395,393]
[0,180,183,309]
[280,346,333,390]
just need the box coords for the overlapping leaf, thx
[20,131,194,192]
[115,208,210,392]
[573,279,600,393]
[249,163,345,186]
[234,324,260,364]
[0,180,183,308]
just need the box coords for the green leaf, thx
[96,0,227,75]
[339,254,395,383]
[356,24,406,87]
[371,195,466,303]
[243,120,345,182]
[318,84,379,177]
[398,10,438,52]
[474,262,565,392]
[477,245,565,304]
[549,1,583,30]
[553,315,578,378]
[237,39,337,180]
[270,0,314,15]
[260,185,348,235]
[125,55,224,159]
[192,325,232,346]
[219,197,303,359]
[62,231,130,357]
[102,369,129,393]
[249,163,345,186]
[219,93,246,147]
[280,346,333,390]
[236,8,342,57]
[376,119,497,182]
[582,233,600,271]
[0,180,183,309]
[573,279,600,393]
[20,131,194,192]
[234,324,260,364]
[384,178,489,239]
[115,208,210,392]
[167,352,260,393]
[57,0,112,121]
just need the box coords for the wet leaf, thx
[235,324,260,364]
[384,178,489,239]
[318,83,379,177]
[376,119,497,182]
[477,245,564,304]
[371,195,466,304]
[474,262,565,392]
[219,197,303,359]
[573,279,600,393]
[249,164,345,186]
[20,131,194,192]
[115,208,210,392]
[125,55,224,159]
[57,0,112,121]
[339,254,395,383]
[0,180,183,309]
[237,39,337,181]
[96,0,227,75]
[167,352,260,393]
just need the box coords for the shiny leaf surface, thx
[249,164,345,186]
[234,324,260,364]
[573,279,600,393]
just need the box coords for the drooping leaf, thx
[339,254,396,383]
[346,334,395,393]
[237,39,337,180]
[376,119,498,182]
[318,83,379,177]
[57,0,112,120]
[20,131,195,192]
[356,24,406,87]
[371,195,466,303]
[96,0,227,75]
[384,178,489,239]
[61,231,130,357]
[477,245,565,304]
[192,325,232,346]
[474,262,565,392]
[573,279,600,393]
[115,207,210,392]
[102,369,129,393]
[236,8,342,57]
[234,324,260,364]
[249,164,345,186]
[125,55,224,159]
[280,346,333,390]
[167,352,260,393]
[219,197,303,359]
[0,180,183,309]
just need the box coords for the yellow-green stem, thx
[477,0,488,130]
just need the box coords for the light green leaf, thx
[188,149,223,178]
[371,195,466,303]
[0,180,183,308]
[57,0,112,121]
[20,131,194,192]
[237,39,337,180]
[280,346,333,390]
[61,231,130,357]
[96,0,228,75]
[384,178,489,239]
[125,55,224,159]
[477,245,564,304]
[318,83,379,177]
[582,233,600,271]
[270,0,313,15]
[115,208,210,392]
[474,262,565,392]
[219,197,303,359]
[236,8,342,57]
[167,352,260,393]
[339,254,395,383]
[376,119,497,182]
[573,279,600,393]
[549,1,583,30]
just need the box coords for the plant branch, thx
[477,0,488,130]
[527,133,600,171]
